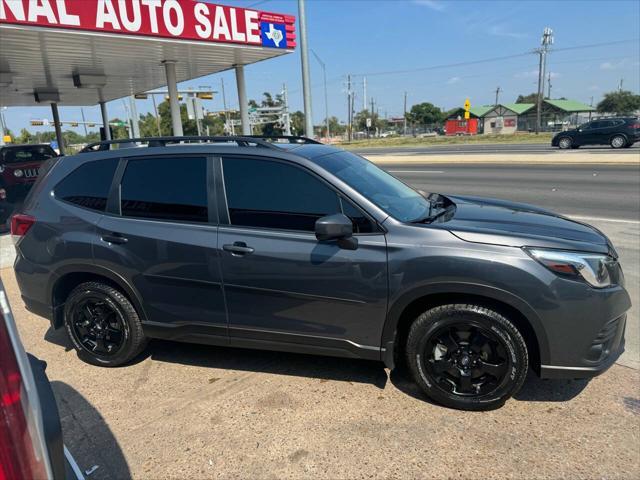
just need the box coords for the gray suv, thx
[12,136,630,411]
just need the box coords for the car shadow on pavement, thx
[389,365,591,406]
[51,381,131,480]
[514,371,590,402]
[147,339,390,389]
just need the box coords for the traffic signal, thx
[134,94,148,100]
[70,122,79,127]
[30,120,45,126]
[196,92,213,100]
[165,95,183,101]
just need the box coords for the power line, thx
[349,38,638,78]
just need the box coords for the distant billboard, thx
[0,0,296,49]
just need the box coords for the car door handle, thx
[223,242,254,256]
[101,233,128,245]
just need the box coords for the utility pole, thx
[298,0,313,137]
[535,27,553,134]
[403,91,408,136]
[547,71,553,99]
[363,77,367,111]
[494,86,502,106]
[347,74,352,142]
[220,78,234,136]
[311,49,330,139]
[80,108,88,137]
[618,78,624,92]
[282,83,292,135]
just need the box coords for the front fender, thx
[380,281,550,369]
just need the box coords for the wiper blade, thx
[411,205,452,224]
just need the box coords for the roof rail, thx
[79,136,280,153]
[244,135,321,144]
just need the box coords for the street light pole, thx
[298,0,314,137]
[311,49,329,139]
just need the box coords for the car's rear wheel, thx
[64,282,147,367]
[610,135,627,149]
[558,137,572,149]
[406,304,528,411]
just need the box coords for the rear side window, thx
[222,157,341,232]
[55,158,118,211]
[120,157,208,223]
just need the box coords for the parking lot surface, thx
[1,268,639,479]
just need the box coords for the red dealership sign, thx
[0,0,296,48]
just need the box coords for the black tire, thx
[557,137,572,149]
[610,135,627,149]
[64,282,147,367]
[406,304,528,411]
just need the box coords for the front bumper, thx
[540,313,627,379]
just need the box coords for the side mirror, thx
[315,213,358,250]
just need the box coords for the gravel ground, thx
[1,267,639,480]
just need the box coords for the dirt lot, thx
[1,266,639,480]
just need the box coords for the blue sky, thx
[3,0,639,134]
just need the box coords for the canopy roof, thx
[0,0,296,107]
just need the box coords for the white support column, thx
[235,64,250,135]
[129,95,140,138]
[99,101,111,140]
[163,60,183,136]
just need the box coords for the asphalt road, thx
[354,142,640,156]
[382,163,640,220]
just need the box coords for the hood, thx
[431,194,613,255]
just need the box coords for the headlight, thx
[525,248,615,288]
[13,168,23,178]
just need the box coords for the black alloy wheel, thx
[422,322,509,397]
[406,304,528,411]
[69,296,125,357]
[64,282,147,366]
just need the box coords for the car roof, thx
[1,143,53,149]
[271,143,344,160]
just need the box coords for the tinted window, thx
[121,157,208,223]
[1,145,56,164]
[590,121,605,129]
[55,158,118,211]
[223,158,341,231]
[314,151,432,223]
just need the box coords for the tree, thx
[16,128,33,144]
[319,116,345,137]
[596,90,640,115]
[290,111,305,135]
[406,102,443,126]
[515,93,538,104]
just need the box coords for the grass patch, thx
[338,132,554,149]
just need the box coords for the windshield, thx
[314,151,432,222]
[1,145,57,164]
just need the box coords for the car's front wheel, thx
[406,304,528,411]
[64,282,147,367]
[557,137,572,149]
[610,135,627,149]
